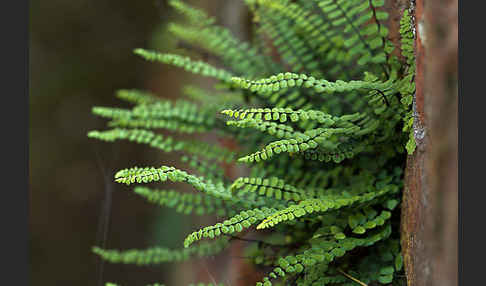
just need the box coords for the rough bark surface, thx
[401,0,458,285]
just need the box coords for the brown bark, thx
[401,0,458,286]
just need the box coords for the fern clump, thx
[89,0,415,285]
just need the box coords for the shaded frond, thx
[115,89,159,105]
[168,0,215,27]
[93,238,229,265]
[87,129,235,162]
[133,186,241,217]
[134,49,234,83]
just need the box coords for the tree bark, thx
[401,0,458,286]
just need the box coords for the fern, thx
[89,1,415,285]
[133,187,239,217]
[93,238,229,265]
[134,49,234,83]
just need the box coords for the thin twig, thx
[338,269,368,286]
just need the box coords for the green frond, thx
[222,106,364,126]
[92,106,133,120]
[168,0,215,27]
[302,139,369,163]
[115,89,159,105]
[256,183,399,230]
[87,129,235,162]
[254,0,352,79]
[271,164,346,190]
[231,72,391,95]
[87,128,189,151]
[131,100,216,125]
[92,238,229,265]
[399,9,415,68]
[91,97,218,133]
[182,85,244,106]
[114,166,234,201]
[167,0,246,67]
[226,118,298,139]
[133,186,240,217]
[261,224,392,285]
[348,209,392,235]
[181,155,226,181]
[184,207,278,248]
[230,176,319,201]
[134,49,234,83]
[313,0,391,70]
[237,126,366,163]
[167,22,279,77]
[395,10,417,155]
[107,117,209,133]
[254,5,323,77]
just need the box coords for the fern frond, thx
[92,238,229,265]
[181,155,226,181]
[115,89,159,105]
[348,209,392,235]
[182,85,244,106]
[113,166,234,201]
[87,129,235,162]
[131,100,216,125]
[107,118,209,133]
[134,49,234,83]
[184,207,278,248]
[92,106,133,120]
[302,139,369,163]
[399,10,415,68]
[133,187,240,217]
[269,163,345,189]
[261,224,392,285]
[254,6,322,77]
[222,106,363,125]
[92,97,218,133]
[231,72,390,94]
[230,176,320,201]
[167,22,279,77]
[168,0,215,27]
[237,125,366,163]
[255,0,350,79]
[313,0,390,70]
[256,183,399,230]
[226,118,298,139]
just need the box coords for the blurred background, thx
[29,1,251,285]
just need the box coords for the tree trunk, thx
[401,0,458,286]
